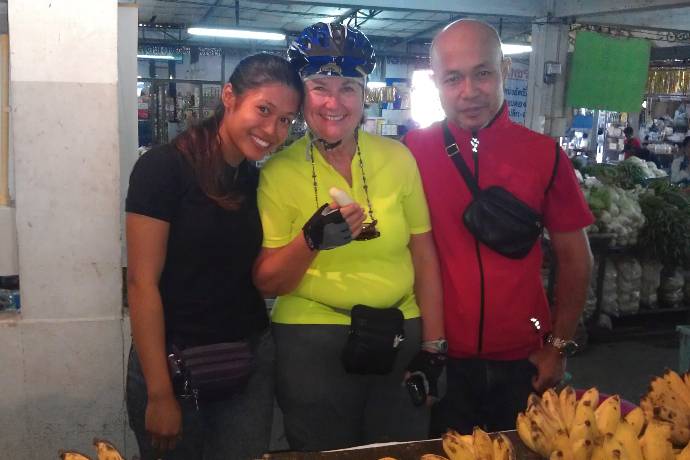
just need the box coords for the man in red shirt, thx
[623,126,642,159]
[404,19,594,435]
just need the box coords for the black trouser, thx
[430,358,537,436]
[273,320,429,452]
[126,331,275,460]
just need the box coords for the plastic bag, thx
[615,257,641,315]
[640,260,663,309]
[660,267,685,307]
[601,264,619,316]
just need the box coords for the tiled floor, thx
[568,332,681,404]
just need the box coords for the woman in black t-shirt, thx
[125,54,302,460]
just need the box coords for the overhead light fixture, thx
[366,81,386,89]
[502,44,532,55]
[137,54,177,60]
[187,27,285,41]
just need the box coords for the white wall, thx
[1,1,128,458]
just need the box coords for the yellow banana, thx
[552,429,574,460]
[559,386,577,432]
[624,406,646,437]
[669,423,690,447]
[528,403,560,438]
[442,433,475,460]
[531,429,554,459]
[653,392,690,427]
[573,399,600,439]
[662,369,690,409]
[472,426,493,460]
[590,440,607,460]
[550,451,567,460]
[543,389,568,431]
[594,394,621,435]
[640,419,674,460]
[683,371,690,394]
[517,412,539,453]
[602,433,628,460]
[580,387,600,408]
[571,439,593,460]
[93,440,125,460]
[613,421,643,460]
[420,455,449,460]
[569,420,595,444]
[59,452,92,460]
[528,392,542,408]
[676,441,690,460]
[492,433,516,460]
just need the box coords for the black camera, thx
[406,372,427,407]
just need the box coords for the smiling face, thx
[303,76,364,144]
[432,20,510,132]
[219,82,300,163]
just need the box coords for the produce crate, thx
[262,431,541,460]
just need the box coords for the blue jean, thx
[430,357,537,436]
[273,319,429,452]
[126,330,274,460]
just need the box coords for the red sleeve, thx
[632,138,642,149]
[543,148,594,233]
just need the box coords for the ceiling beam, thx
[651,45,690,60]
[255,0,544,18]
[574,6,690,32]
[393,14,462,45]
[334,8,358,23]
[553,0,690,18]
[199,0,224,24]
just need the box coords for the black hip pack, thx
[341,304,405,375]
[167,342,254,407]
[442,121,559,259]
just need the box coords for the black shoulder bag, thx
[442,121,559,259]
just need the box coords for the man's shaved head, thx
[430,19,510,131]
[431,19,504,69]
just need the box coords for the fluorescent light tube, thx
[137,54,177,60]
[501,44,532,55]
[188,27,285,41]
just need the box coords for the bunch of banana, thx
[516,386,657,460]
[439,426,516,460]
[59,439,126,460]
[640,369,690,446]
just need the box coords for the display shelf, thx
[548,235,690,343]
[618,305,690,317]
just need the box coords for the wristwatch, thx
[421,338,448,354]
[544,333,579,356]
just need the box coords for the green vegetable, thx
[638,190,690,268]
[615,160,647,189]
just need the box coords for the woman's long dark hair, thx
[174,53,303,210]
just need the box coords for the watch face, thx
[563,341,579,356]
[438,340,448,354]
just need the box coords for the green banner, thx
[566,31,650,113]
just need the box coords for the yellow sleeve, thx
[401,149,432,235]
[257,159,298,248]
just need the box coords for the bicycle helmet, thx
[288,22,376,80]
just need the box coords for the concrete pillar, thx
[0,1,126,458]
[119,3,138,265]
[525,19,570,138]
